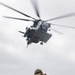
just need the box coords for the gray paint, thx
[0,0,75,75]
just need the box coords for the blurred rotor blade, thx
[46,13,75,21]
[51,23,75,29]
[51,28,63,34]
[0,2,36,20]
[31,0,40,18]
[3,16,34,21]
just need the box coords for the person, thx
[34,69,47,75]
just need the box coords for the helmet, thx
[34,69,43,75]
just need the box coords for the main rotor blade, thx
[46,13,75,21]
[51,23,75,29]
[51,28,63,34]
[0,2,36,20]
[3,16,34,21]
[31,0,40,18]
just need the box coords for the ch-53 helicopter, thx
[0,0,75,46]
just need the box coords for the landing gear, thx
[40,42,43,45]
[49,29,51,31]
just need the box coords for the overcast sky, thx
[0,0,75,75]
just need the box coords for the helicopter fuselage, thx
[24,20,52,45]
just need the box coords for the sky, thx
[0,0,75,75]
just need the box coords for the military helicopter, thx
[0,0,75,46]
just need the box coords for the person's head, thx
[34,69,43,75]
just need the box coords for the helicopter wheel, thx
[40,42,43,45]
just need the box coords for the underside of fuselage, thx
[26,26,52,46]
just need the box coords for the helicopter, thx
[0,0,75,46]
